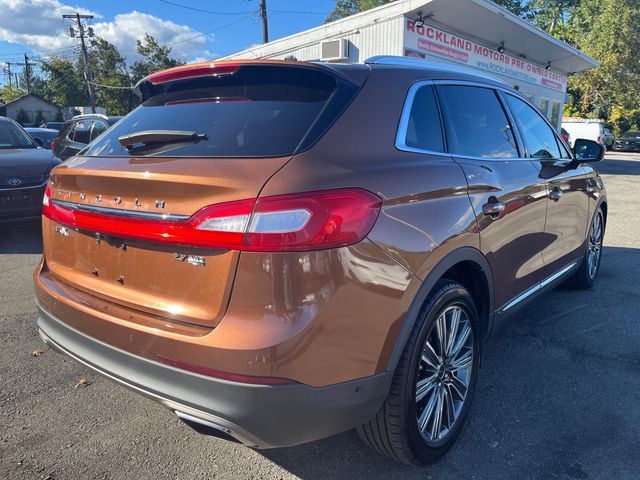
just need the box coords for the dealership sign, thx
[404,19,567,91]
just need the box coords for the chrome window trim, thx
[394,80,451,157]
[51,199,190,222]
[395,78,573,162]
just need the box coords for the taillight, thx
[50,140,55,150]
[43,183,51,208]
[43,188,382,252]
[147,63,239,85]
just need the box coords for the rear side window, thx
[401,85,444,152]
[505,95,561,159]
[90,121,107,141]
[437,86,518,158]
[72,120,91,144]
[85,65,359,158]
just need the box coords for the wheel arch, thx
[386,247,494,374]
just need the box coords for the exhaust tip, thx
[174,411,242,444]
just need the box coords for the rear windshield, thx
[0,121,37,149]
[84,65,358,158]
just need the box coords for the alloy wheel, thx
[415,305,474,443]
[587,212,603,279]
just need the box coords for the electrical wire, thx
[156,0,254,15]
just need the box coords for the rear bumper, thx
[37,303,390,448]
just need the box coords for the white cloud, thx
[0,1,213,63]
[0,0,98,53]
[93,11,212,62]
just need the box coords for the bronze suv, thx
[34,56,606,465]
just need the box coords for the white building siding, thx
[4,96,61,124]
[225,15,405,62]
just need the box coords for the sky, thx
[0,0,338,84]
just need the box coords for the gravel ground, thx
[1,152,639,480]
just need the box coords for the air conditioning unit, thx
[320,39,349,62]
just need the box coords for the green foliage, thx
[567,0,640,129]
[54,110,64,122]
[0,84,23,104]
[325,0,388,23]
[39,57,87,108]
[34,109,45,126]
[130,34,183,82]
[16,108,30,125]
[88,38,136,115]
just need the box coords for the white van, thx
[561,118,606,147]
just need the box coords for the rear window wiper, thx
[118,130,208,152]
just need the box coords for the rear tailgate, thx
[44,156,290,328]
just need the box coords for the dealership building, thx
[223,0,598,130]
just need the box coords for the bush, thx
[16,108,30,125]
[34,109,45,126]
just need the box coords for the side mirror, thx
[573,138,604,162]
[34,137,44,147]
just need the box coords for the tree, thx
[39,57,87,108]
[34,109,45,126]
[130,34,183,82]
[492,0,531,17]
[16,108,30,125]
[568,0,640,125]
[0,84,22,104]
[87,38,137,115]
[325,0,388,23]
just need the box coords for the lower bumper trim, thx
[37,303,390,448]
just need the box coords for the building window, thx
[539,98,549,118]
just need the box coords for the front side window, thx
[505,95,561,159]
[437,85,518,158]
[401,85,444,152]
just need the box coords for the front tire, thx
[566,207,604,289]
[357,281,480,465]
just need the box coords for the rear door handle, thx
[549,187,564,201]
[482,200,505,218]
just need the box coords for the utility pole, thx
[64,13,96,113]
[23,54,32,92]
[3,62,13,89]
[11,55,32,92]
[260,0,269,43]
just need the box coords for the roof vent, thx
[320,39,349,62]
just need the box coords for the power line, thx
[88,80,133,90]
[156,0,254,15]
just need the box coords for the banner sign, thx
[403,19,567,92]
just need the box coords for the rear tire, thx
[566,207,604,289]
[357,281,480,466]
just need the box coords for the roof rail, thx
[365,55,509,86]
[71,113,109,120]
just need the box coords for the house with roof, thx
[0,93,62,125]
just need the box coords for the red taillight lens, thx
[43,188,382,252]
[43,183,51,209]
[147,63,239,85]
[50,140,55,150]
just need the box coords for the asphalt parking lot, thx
[1,152,639,480]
